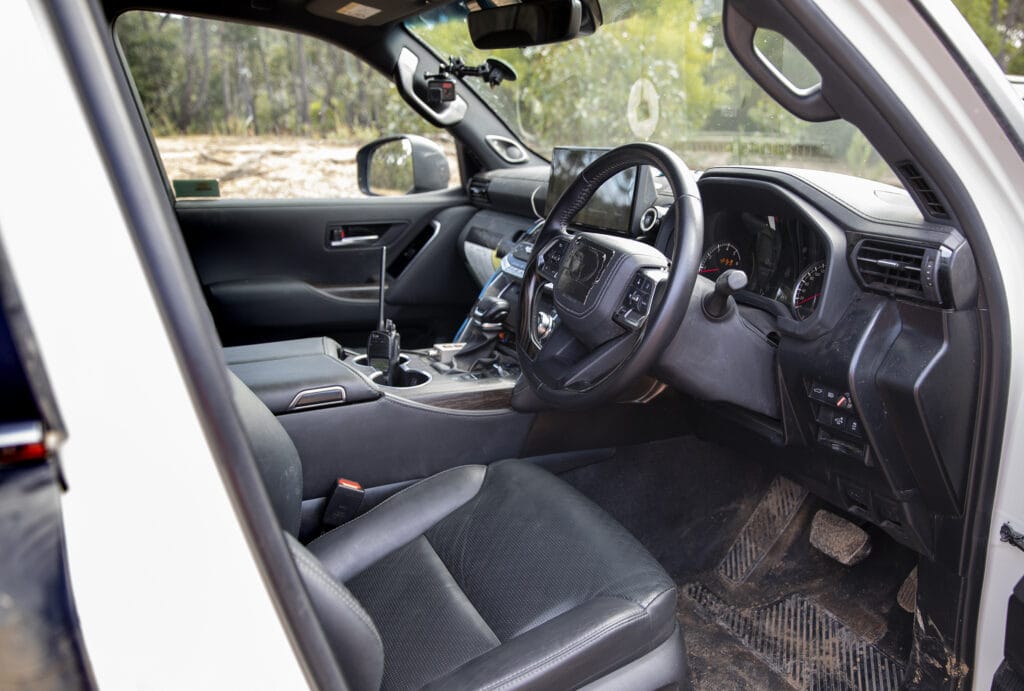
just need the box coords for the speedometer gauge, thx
[699,243,742,277]
[792,261,826,320]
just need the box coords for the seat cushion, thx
[307,460,680,690]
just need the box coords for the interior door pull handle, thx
[331,235,379,248]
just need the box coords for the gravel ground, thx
[155,135,458,199]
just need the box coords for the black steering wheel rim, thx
[516,143,703,409]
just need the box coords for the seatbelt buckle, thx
[322,478,364,529]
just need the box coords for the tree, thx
[954,0,1024,72]
[293,34,311,132]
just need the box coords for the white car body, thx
[0,1,306,688]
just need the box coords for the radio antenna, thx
[378,245,385,331]
[378,246,387,332]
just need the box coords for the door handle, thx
[329,235,379,248]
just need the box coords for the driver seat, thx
[231,371,688,690]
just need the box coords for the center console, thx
[225,335,520,415]
[225,335,533,539]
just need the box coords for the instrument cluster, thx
[699,211,829,321]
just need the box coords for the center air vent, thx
[852,239,943,305]
[468,177,491,206]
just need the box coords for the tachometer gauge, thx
[699,243,742,277]
[792,260,826,320]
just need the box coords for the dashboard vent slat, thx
[852,239,943,304]
[468,177,491,206]
[897,162,950,220]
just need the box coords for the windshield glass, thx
[408,0,898,186]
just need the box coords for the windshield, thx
[408,0,898,186]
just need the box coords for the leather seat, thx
[231,372,688,690]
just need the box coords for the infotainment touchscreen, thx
[545,147,644,234]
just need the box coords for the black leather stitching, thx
[290,542,384,650]
[422,532,502,647]
[308,464,487,557]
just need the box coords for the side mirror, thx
[468,0,602,50]
[357,135,450,196]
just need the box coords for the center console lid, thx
[226,337,380,414]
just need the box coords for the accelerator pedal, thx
[809,509,872,566]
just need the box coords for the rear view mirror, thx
[357,135,450,196]
[468,0,602,49]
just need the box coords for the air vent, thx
[852,239,942,304]
[897,162,949,220]
[468,177,491,206]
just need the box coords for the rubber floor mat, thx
[683,583,904,691]
[718,476,807,582]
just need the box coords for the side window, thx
[115,12,456,199]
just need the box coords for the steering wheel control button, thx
[539,238,569,280]
[615,270,657,330]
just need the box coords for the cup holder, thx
[352,353,409,367]
[370,368,431,389]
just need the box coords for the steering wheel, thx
[517,143,703,408]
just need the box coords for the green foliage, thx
[411,0,894,181]
[413,0,716,150]
[116,11,438,140]
[118,1,1018,187]
[952,0,1024,73]
[367,139,416,195]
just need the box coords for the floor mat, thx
[718,476,807,583]
[559,436,915,690]
[683,583,904,690]
[559,436,774,581]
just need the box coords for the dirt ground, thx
[155,135,458,199]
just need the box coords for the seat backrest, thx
[227,370,303,536]
[286,534,385,690]
[228,371,385,690]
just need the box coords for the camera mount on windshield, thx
[424,57,517,107]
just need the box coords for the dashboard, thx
[458,155,981,561]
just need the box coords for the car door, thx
[115,13,479,348]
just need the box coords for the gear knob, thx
[702,269,748,320]
[473,296,511,327]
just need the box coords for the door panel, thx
[177,190,479,347]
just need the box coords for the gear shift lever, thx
[472,296,511,331]
[453,295,510,371]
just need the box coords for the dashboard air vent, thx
[468,177,491,206]
[853,239,942,304]
[897,162,949,219]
